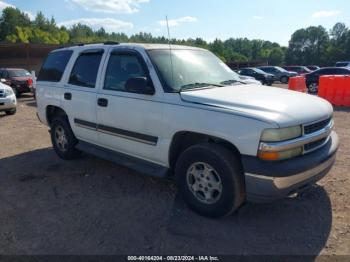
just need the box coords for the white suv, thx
[36,43,339,218]
[0,81,17,115]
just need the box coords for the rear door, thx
[61,48,106,144]
[95,48,163,165]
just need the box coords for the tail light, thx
[27,78,33,87]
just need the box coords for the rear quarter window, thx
[37,50,73,82]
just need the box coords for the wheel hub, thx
[186,162,223,204]
[55,125,68,152]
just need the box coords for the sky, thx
[0,0,349,46]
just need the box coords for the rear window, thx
[38,50,73,82]
[68,52,103,88]
[8,69,31,77]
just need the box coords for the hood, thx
[287,71,298,76]
[0,82,11,91]
[180,84,333,127]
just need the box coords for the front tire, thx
[175,143,245,218]
[280,76,288,84]
[50,116,81,160]
[308,82,319,94]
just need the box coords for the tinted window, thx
[69,52,103,88]
[38,50,73,82]
[260,67,270,72]
[104,54,147,92]
[319,68,337,75]
[335,68,350,74]
[0,70,6,78]
[336,62,349,67]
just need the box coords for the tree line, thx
[0,6,349,66]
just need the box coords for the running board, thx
[76,141,170,178]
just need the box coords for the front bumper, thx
[243,131,339,202]
[0,95,17,111]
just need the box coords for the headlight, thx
[260,126,302,142]
[258,126,303,161]
[4,88,14,97]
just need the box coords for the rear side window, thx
[38,50,73,82]
[69,52,103,88]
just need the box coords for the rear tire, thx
[12,88,19,98]
[50,116,81,160]
[175,143,245,218]
[5,108,16,115]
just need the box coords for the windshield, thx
[147,49,241,92]
[253,68,266,74]
[8,69,31,77]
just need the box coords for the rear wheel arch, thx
[168,131,242,170]
[46,105,68,126]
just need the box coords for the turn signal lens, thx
[257,151,279,161]
[258,147,303,161]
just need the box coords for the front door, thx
[96,49,163,165]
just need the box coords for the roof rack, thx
[103,41,120,45]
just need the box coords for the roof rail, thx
[104,41,120,45]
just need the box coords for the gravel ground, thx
[0,91,349,256]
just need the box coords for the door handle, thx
[97,98,108,107]
[64,92,72,100]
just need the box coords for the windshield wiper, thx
[179,82,224,92]
[220,79,246,85]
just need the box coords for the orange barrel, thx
[343,76,350,107]
[288,77,297,91]
[299,76,307,93]
[288,76,307,93]
[333,75,346,106]
[318,75,332,99]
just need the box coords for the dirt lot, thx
[0,91,349,256]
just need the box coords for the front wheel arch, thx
[168,131,242,170]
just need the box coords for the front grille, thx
[0,91,4,98]
[304,118,331,135]
[304,137,327,152]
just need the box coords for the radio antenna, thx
[166,16,175,88]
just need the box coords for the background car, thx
[305,67,350,94]
[257,66,298,84]
[0,81,17,115]
[0,68,33,97]
[238,75,263,85]
[306,65,321,71]
[282,66,312,75]
[238,67,274,85]
[335,61,350,68]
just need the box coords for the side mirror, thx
[0,78,6,83]
[125,77,155,95]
